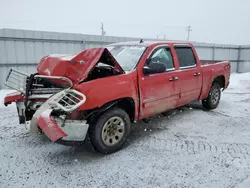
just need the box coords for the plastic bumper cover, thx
[37,109,89,142]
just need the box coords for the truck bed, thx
[200,61,231,100]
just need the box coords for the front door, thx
[139,46,180,119]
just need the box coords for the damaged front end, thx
[4,47,124,143]
[4,69,88,142]
[4,68,73,123]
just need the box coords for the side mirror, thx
[143,62,166,75]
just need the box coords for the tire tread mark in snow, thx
[209,111,231,117]
[135,137,250,157]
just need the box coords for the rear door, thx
[174,45,202,105]
[139,45,180,119]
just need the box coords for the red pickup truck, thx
[4,41,231,153]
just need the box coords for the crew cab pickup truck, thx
[4,41,231,154]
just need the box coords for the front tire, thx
[202,82,221,109]
[90,108,131,154]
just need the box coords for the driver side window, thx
[149,47,174,71]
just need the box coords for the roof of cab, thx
[109,41,192,47]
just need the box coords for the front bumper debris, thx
[30,89,88,142]
[37,109,67,141]
[37,109,89,142]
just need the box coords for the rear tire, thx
[89,108,131,154]
[202,82,221,110]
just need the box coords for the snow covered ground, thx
[0,73,250,188]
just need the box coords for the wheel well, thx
[115,98,135,122]
[213,75,225,88]
[87,98,136,123]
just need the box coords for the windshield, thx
[106,45,146,72]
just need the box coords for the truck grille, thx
[55,89,86,112]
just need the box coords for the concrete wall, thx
[0,28,249,88]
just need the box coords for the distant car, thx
[4,41,231,154]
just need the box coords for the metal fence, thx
[0,28,250,89]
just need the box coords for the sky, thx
[0,0,250,45]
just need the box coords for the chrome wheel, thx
[211,89,220,105]
[101,116,125,146]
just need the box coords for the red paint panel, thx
[175,67,202,106]
[37,48,124,85]
[199,61,231,100]
[138,71,180,119]
[74,71,140,120]
[4,92,24,105]
[37,109,67,142]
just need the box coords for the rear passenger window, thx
[175,47,196,68]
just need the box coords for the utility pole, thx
[186,25,192,41]
[156,33,167,40]
[101,22,106,46]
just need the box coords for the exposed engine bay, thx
[85,63,121,82]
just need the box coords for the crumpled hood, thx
[37,48,124,85]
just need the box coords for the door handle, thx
[169,77,179,81]
[193,72,201,76]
